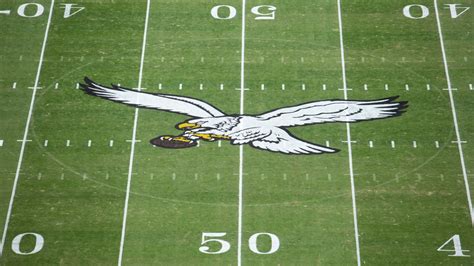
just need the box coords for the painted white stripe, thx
[0,0,55,257]
[117,1,151,265]
[337,1,361,265]
[237,1,246,265]
[434,0,474,226]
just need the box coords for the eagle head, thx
[176,117,239,131]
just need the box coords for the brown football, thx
[150,136,198,149]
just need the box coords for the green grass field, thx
[1,0,474,265]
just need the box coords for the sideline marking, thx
[237,1,247,265]
[434,0,474,226]
[118,0,151,265]
[337,1,361,265]
[0,0,55,257]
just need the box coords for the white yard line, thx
[434,0,474,226]
[337,1,361,265]
[117,0,151,265]
[0,0,55,257]
[237,1,247,265]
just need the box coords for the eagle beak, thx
[176,122,200,130]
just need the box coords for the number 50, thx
[211,5,277,20]
[199,232,280,254]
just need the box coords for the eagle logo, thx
[80,78,407,155]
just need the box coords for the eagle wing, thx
[257,97,407,127]
[80,77,226,118]
[249,128,338,155]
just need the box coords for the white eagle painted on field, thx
[80,78,407,155]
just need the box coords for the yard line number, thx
[11,233,44,255]
[0,3,84,18]
[437,235,470,257]
[211,5,276,20]
[403,3,470,19]
[199,232,280,255]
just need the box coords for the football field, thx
[1,0,474,265]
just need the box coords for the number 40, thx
[211,5,277,20]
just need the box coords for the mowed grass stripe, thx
[343,0,474,264]
[121,0,241,264]
[2,1,148,264]
[0,0,51,249]
[243,0,358,264]
[118,0,151,265]
[0,0,55,257]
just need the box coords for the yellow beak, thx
[177,122,200,129]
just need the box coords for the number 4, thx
[437,235,470,257]
[444,4,470,19]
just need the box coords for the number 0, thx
[17,3,45,18]
[211,5,237,20]
[11,233,44,255]
[249,233,280,254]
[403,4,430,19]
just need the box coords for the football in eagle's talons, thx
[150,135,198,149]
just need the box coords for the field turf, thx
[0,0,473,265]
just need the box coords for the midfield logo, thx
[80,78,407,155]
